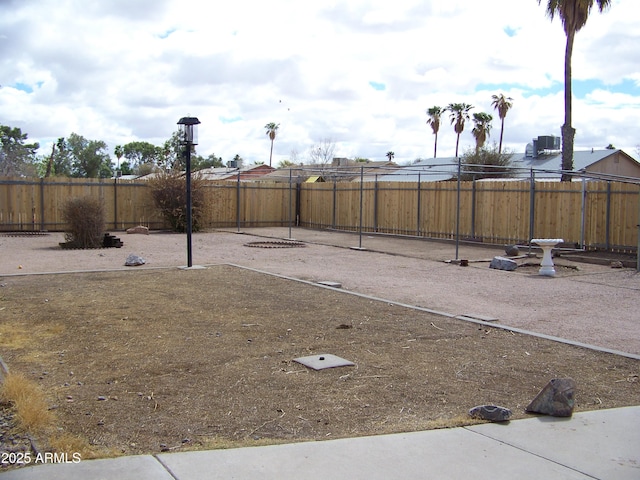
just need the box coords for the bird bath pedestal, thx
[531,238,563,277]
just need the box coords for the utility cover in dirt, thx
[294,354,355,371]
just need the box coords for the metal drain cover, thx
[294,354,355,371]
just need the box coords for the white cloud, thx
[1,0,639,166]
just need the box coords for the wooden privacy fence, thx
[1,176,639,252]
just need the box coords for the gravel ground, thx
[1,227,639,357]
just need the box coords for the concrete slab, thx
[468,406,640,480]
[158,428,590,480]
[293,353,355,370]
[0,455,172,480]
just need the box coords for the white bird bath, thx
[531,238,563,276]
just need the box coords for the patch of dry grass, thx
[0,372,54,433]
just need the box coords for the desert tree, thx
[491,93,513,154]
[264,122,279,167]
[537,0,612,180]
[471,112,493,153]
[426,106,444,158]
[446,103,473,158]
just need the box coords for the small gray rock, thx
[125,254,146,266]
[468,405,512,422]
[489,256,518,271]
[505,245,520,256]
[526,378,576,417]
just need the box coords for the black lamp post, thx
[177,116,200,268]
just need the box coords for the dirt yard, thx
[0,239,639,460]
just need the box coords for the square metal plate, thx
[293,354,355,371]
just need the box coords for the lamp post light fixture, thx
[177,116,201,268]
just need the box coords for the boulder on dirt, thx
[126,226,149,235]
[468,405,512,422]
[489,256,517,271]
[526,378,576,417]
[125,254,146,267]
[505,245,520,256]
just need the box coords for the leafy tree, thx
[162,131,185,171]
[491,94,514,154]
[119,161,134,175]
[537,0,612,181]
[426,106,444,158]
[386,151,395,161]
[264,122,279,167]
[123,141,162,173]
[0,125,39,176]
[446,103,474,158]
[278,159,295,168]
[66,133,112,178]
[49,137,73,177]
[471,112,493,153]
[605,143,615,150]
[192,153,223,171]
[457,144,514,181]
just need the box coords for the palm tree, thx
[471,112,493,153]
[491,94,513,154]
[386,151,395,161]
[538,0,611,181]
[264,122,279,167]
[446,103,473,158]
[426,106,444,158]
[114,145,123,171]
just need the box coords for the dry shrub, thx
[148,171,206,232]
[49,432,109,459]
[62,196,105,248]
[0,372,54,433]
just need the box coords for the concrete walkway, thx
[2,406,639,479]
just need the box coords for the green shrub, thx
[148,171,206,232]
[62,196,105,248]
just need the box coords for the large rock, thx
[526,378,576,417]
[125,254,146,267]
[489,256,518,271]
[468,405,512,422]
[126,226,149,235]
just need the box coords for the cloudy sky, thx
[1,0,639,167]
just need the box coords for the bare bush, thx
[148,171,206,232]
[62,196,105,248]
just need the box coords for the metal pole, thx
[580,177,587,249]
[358,166,364,249]
[288,168,293,239]
[455,156,461,260]
[185,143,193,268]
[528,169,535,255]
[605,181,611,250]
[416,173,422,236]
[471,176,476,241]
[236,172,241,232]
[113,177,118,231]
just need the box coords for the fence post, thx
[113,177,118,230]
[471,176,477,240]
[605,181,611,250]
[288,168,293,239]
[374,174,378,232]
[581,178,587,249]
[358,166,364,249]
[332,179,336,229]
[528,169,535,255]
[39,178,45,231]
[455,157,461,260]
[416,173,421,236]
[236,172,241,232]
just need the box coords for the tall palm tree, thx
[264,122,279,167]
[491,94,513,154]
[538,0,612,181]
[426,106,444,158]
[471,112,493,153]
[446,103,473,158]
[386,151,395,161]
